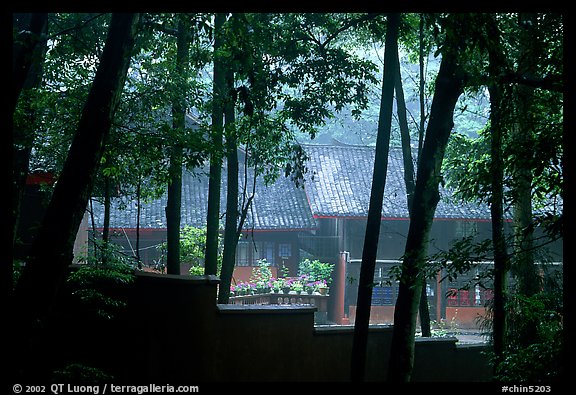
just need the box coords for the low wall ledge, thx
[415,336,458,345]
[455,342,491,350]
[135,271,220,284]
[314,324,394,335]
[217,304,317,315]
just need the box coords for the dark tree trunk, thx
[485,14,511,370]
[394,45,431,338]
[511,13,539,300]
[165,145,182,275]
[102,175,112,265]
[218,69,238,304]
[136,175,142,269]
[350,13,399,382]
[488,82,509,370]
[387,38,464,383]
[165,16,189,275]
[10,14,48,302]
[205,13,227,276]
[417,13,426,160]
[12,13,139,380]
[12,13,47,114]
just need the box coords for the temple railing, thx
[229,292,329,322]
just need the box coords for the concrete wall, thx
[44,270,493,382]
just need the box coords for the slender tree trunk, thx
[488,83,509,370]
[102,175,112,265]
[394,44,431,338]
[485,14,512,369]
[511,13,539,299]
[166,15,189,275]
[136,175,142,269]
[387,37,464,382]
[12,13,139,380]
[218,69,238,304]
[417,13,426,160]
[415,14,432,336]
[350,13,399,382]
[205,13,227,276]
[166,146,182,275]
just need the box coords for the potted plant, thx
[282,278,293,294]
[304,280,316,294]
[316,280,329,295]
[291,280,304,294]
[297,259,334,293]
[271,278,284,293]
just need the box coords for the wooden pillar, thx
[330,251,348,324]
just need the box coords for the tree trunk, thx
[394,43,431,338]
[485,14,512,369]
[488,82,509,370]
[417,13,426,160]
[205,13,227,276]
[511,13,539,299]
[12,13,47,114]
[387,37,464,383]
[165,16,189,275]
[350,13,399,382]
[136,175,142,269]
[10,13,48,301]
[218,69,238,304]
[165,144,183,275]
[102,174,112,265]
[12,13,139,380]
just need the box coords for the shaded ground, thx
[319,324,489,344]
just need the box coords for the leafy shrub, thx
[298,258,334,285]
[52,363,113,383]
[66,243,135,319]
[494,288,563,382]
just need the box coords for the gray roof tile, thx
[92,162,317,231]
[92,143,496,231]
[302,144,494,220]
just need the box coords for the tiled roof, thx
[302,143,494,220]
[91,162,317,231]
[92,143,497,231]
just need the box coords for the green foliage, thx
[177,226,222,275]
[493,281,563,382]
[66,260,135,320]
[12,260,24,290]
[250,259,273,284]
[52,363,113,383]
[180,226,208,267]
[443,128,492,204]
[79,237,135,267]
[68,240,136,319]
[249,259,274,292]
[428,235,494,284]
[429,315,460,338]
[297,258,334,285]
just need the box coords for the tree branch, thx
[501,72,563,93]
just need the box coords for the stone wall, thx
[129,272,492,381]
[42,270,492,382]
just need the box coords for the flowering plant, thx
[270,278,285,293]
[290,279,304,293]
[232,282,254,296]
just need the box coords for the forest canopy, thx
[11,12,563,383]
